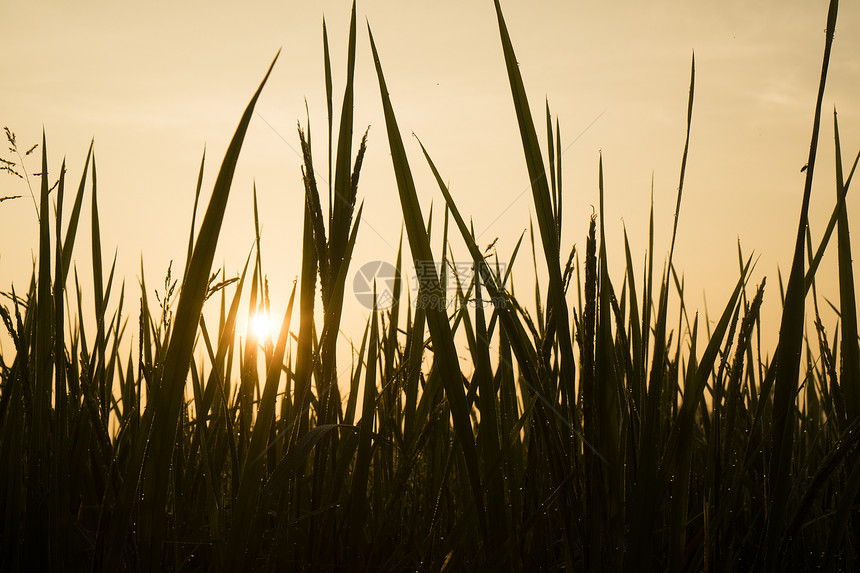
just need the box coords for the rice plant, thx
[1,0,858,570]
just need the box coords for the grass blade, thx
[60,141,92,283]
[833,110,859,422]
[766,1,838,568]
[134,52,279,571]
[368,25,488,546]
[493,0,576,397]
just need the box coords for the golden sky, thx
[1,1,859,358]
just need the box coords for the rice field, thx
[1,0,859,570]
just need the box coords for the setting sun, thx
[250,311,276,342]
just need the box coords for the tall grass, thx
[1,0,859,570]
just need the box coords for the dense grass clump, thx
[2,1,859,570]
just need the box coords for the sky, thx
[1,1,859,365]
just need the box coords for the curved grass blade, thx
[804,147,859,294]
[329,0,358,278]
[183,147,206,283]
[766,1,838,568]
[493,0,576,395]
[60,140,92,283]
[323,17,334,218]
[833,110,859,421]
[100,53,279,572]
[628,54,696,571]
[668,53,695,263]
[368,25,488,546]
[292,192,318,446]
[89,152,108,423]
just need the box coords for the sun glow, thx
[251,311,276,342]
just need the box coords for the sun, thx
[251,311,276,342]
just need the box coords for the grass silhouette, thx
[1,0,858,570]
